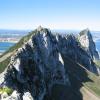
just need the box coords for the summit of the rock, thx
[0,27,100,100]
[78,29,99,60]
[37,26,43,31]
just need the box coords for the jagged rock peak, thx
[79,28,90,36]
[78,28,99,60]
[0,27,100,100]
[36,26,48,32]
[37,25,43,31]
[0,27,70,100]
[35,26,52,37]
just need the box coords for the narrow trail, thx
[63,56,100,100]
[0,52,12,62]
[81,87,100,100]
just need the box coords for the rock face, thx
[78,29,99,60]
[0,27,70,100]
[1,91,20,100]
[0,27,99,100]
[57,33,99,74]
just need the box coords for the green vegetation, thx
[84,71,100,96]
[94,60,100,67]
[0,28,100,98]
[63,55,100,97]
[0,87,13,95]
[0,57,10,73]
[0,30,37,57]
[0,30,37,73]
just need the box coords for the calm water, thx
[96,40,100,52]
[0,29,29,54]
[0,42,15,53]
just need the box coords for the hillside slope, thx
[80,87,100,100]
[0,29,37,73]
[63,55,100,100]
[0,27,100,100]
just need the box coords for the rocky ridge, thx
[78,28,99,60]
[0,27,99,100]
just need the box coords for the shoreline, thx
[0,41,18,43]
[0,37,20,43]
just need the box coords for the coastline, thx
[0,41,18,43]
[0,37,20,43]
[0,41,17,56]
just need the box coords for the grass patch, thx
[0,30,37,73]
[0,30,37,58]
[0,57,10,73]
[63,55,100,97]
[94,60,100,67]
[0,87,13,95]
[84,72,100,96]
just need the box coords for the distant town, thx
[0,29,30,43]
[0,37,20,43]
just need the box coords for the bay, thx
[0,42,15,53]
[95,40,100,53]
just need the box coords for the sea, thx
[0,29,29,54]
[0,42,15,53]
[95,40,100,53]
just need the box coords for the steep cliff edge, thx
[0,27,100,100]
[0,27,70,100]
[78,28,99,60]
[57,32,99,74]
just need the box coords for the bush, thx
[0,87,13,95]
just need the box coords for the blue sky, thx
[0,0,100,31]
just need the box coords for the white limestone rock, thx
[23,92,34,100]
[1,92,8,99]
[78,29,99,60]
[0,91,20,100]
[0,27,99,100]
[0,28,69,100]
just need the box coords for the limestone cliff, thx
[78,29,99,60]
[0,27,70,100]
[0,27,99,100]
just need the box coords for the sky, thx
[0,0,100,31]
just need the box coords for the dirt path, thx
[0,52,12,62]
[81,87,100,100]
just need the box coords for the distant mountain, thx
[0,27,100,100]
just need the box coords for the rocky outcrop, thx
[23,92,34,100]
[0,27,70,100]
[1,91,20,100]
[78,28,99,60]
[57,33,99,74]
[0,27,99,100]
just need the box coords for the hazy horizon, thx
[0,0,100,31]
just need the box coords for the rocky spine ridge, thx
[0,27,99,100]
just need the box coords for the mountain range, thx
[0,26,100,100]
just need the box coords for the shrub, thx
[0,87,13,95]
